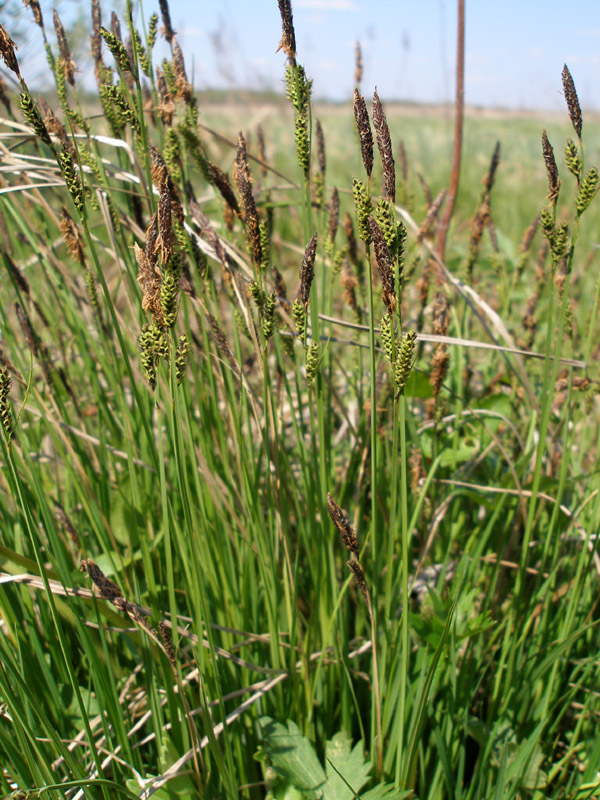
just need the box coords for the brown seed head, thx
[372,87,395,203]
[59,207,86,266]
[369,217,396,315]
[354,41,363,87]
[233,132,262,266]
[328,186,340,242]
[353,89,373,177]
[299,232,318,307]
[23,0,44,28]
[562,64,582,139]
[343,212,358,266]
[208,161,241,217]
[519,213,539,254]
[417,188,446,243]
[156,67,175,124]
[81,558,124,602]
[53,9,76,86]
[90,0,102,62]
[347,559,370,607]
[432,291,449,336]
[0,24,20,77]
[327,493,359,555]
[172,38,192,103]
[276,0,296,66]
[542,130,560,206]
[315,119,326,175]
[4,251,30,296]
[483,140,501,193]
[159,0,175,43]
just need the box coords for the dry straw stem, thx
[542,130,560,206]
[562,63,582,139]
[299,232,318,307]
[353,89,373,178]
[372,87,395,203]
[369,217,396,315]
[233,132,262,267]
[276,0,297,65]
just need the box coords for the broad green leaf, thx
[259,716,326,798]
[323,731,371,800]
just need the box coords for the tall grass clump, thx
[0,2,600,798]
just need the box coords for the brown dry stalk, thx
[372,88,395,203]
[233,132,262,267]
[369,218,396,314]
[299,233,318,307]
[326,493,359,555]
[276,0,296,65]
[562,64,582,138]
[542,130,560,206]
[159,0,175,43]
[353,89,373,178]
[59,207,86,266]
[354,41,363,86]
[434,0,465,262]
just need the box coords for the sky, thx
[9,0,600,111]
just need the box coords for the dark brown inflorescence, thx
[353,89,373,178]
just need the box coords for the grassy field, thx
[1,2,600,799]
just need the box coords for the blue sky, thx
[13,0,600,110]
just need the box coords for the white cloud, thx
[296,0,359,10]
